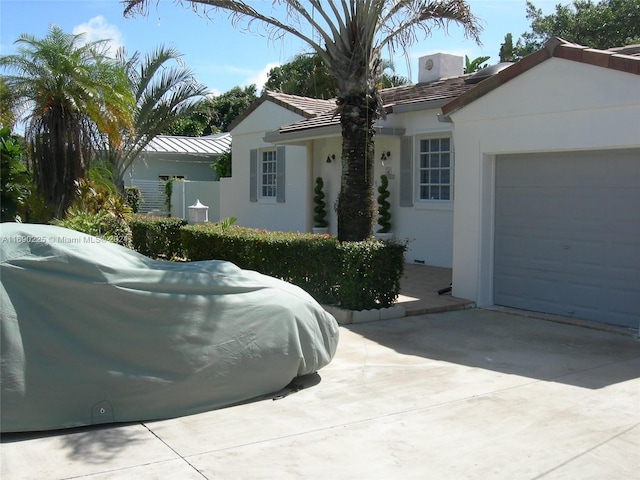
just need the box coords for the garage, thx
[494,149,640,328]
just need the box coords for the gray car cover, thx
[0,223,339,432]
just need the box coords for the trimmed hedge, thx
[181,224,406,310]
[129,215,187,259]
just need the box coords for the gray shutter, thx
[399,136,413,207]
[249,149,257,202]
[276,145,285,203]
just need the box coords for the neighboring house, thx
[441,38,640,330]
[125,133,231,215]
[220,54,477,267]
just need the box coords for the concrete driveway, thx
[2,309,639,479]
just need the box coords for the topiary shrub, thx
[377,174,391,233]
[313,176,328,228]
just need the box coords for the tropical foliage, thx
[0,25,134,218]
[0,127,30,221]
[124,0,481,242]
[99,46,208,189]
[511,0,640,59]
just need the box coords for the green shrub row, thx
[129,215,187,259]
[180,224,406,310]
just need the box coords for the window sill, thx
[413,200,453,211]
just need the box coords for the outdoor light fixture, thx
[380,151,391,166]
[326,154,335,163]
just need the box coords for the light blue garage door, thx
[494,149,640,329]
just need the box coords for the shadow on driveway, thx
[344,309,640,390]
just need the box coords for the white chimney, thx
[418,53,464,83]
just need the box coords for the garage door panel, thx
[494,149,640,329]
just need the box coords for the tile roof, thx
[143,132,231,155]
[271,76,475,138]
[442,37,640,117]
[228,91,335,131]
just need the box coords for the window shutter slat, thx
[276,146,285,203]
[399,136,413,207]
[249,149,257,202]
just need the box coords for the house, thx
[219,38,639,331]
[220,54,476,267]
[125,132,231,216]
[441,38,640,330]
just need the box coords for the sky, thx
[0,0,560,96]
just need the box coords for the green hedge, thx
[181,224,406,310]
[129,215,187,259]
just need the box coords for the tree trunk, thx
[336,90,377,242]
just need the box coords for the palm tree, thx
[124,0,481,241]
[0,25,133,218]
[102,46,209,189]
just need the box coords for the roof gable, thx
[228,91,335,131]
[442,37,640,117]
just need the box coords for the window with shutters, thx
[260,149,277,199]
[417,136,453,201]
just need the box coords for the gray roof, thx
[142,133,231,156]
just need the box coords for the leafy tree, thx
[513,0,640,59]
[125,0,481,241]
[208,85,258,132]
[265,54,408,98]
[0,25,134,218]
[265,53,335,98]
[464,55,490,74]
[100,46,209,189]
[499,33,515,62]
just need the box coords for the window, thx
[250,146,284,203]
[418,137,452,201]
[260,149,277,199]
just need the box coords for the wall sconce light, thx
[326,154,336,163]
[380,151,391,166]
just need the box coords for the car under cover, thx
[0,223,339,432]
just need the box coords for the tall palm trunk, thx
[337,89,378,242]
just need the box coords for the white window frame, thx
[416,135,454,204]
[259,148,278,200]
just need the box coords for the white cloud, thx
[72,16,123,57]
[245,62,280,91]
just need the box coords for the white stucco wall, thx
[125,154,217,183]
[220,102,311,232]
[449,58,640,305]
[221,97,458,268]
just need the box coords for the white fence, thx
[130,179,166,215]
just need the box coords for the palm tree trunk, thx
[337,90,378,242]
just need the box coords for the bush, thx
[337,240,405,309]
[377,174,391,233]
[54,177,133,246]
[181,224,406,310]
[313,177,328,228]
[125,186,141,213]
[129,215,187,259]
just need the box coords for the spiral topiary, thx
[313,177,328,228]
[377,174,391,233]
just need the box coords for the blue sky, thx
[0,0,559,96]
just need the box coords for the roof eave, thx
[441,37,640,118]
[263,125,406,145]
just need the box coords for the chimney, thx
[418,53,464,83]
